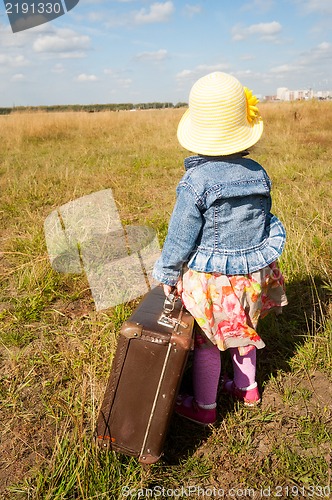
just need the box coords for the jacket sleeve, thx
[152,183,203,286]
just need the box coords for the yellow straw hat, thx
[177,72,263,156]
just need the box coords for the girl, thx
[153,72,287,425]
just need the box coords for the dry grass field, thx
[0,103,331,499]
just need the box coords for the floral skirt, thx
[182,262,288,355]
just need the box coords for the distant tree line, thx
[0,102,188,115]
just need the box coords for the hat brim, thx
[177,108,264,156]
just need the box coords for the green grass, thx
[0,104,331,498]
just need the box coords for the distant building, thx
[275,87,331,101]
[276,87,288,100]
[315,90,332,100]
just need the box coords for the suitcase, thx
[95,286,194,464]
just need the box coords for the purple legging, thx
[229,347,256,389]
[193,345,256,405]
[193,344,221,406]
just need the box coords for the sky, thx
[0,0,332,106]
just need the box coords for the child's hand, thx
[163,284,173,297]
[162,279,183,298]
[176,279,183,296]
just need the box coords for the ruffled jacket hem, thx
[187,215,285,275]
[153,214,285,284]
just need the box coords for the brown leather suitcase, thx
[95,286,194,464]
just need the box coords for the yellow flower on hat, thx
[244,87,261,125]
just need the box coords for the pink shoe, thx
[222,379,261,407]
[175,395,217,426]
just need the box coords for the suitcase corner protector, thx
[95,435,115,449]
[139,453,162,465]
[120,320,143,339]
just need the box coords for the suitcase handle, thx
[157,293,189,330]
[163,292,177,313]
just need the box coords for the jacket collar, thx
[184,152,250,171]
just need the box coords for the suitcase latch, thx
[157,293,188,330]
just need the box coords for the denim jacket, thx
[153,155,286,286]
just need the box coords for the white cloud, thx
[11,73,26,82]
[0,54,29,67]
[117,78,132,88]
[296,0,332,15]
[184,4,202,17]
[104,68,115,76]
[52,63,65,73]
[234,69,265,79]
[232,21,282,41]
[241,0,275,13]
[175,64,230,93]
[318,42,330,50]
[176,69,194,80]
[176,64,229,82]
[103,1,174,28]
[269,42,332,83]
[298,41,332,67]
[270,64,294,74]
[134,1,174,24]
[33,29,90,56]
[103,69,132,89]
[241,54,255,61]
[86,11,105,22]
[135,49,168,62]
[76,73,98,81]
[79,0,104,3]
[0,21,52,49]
